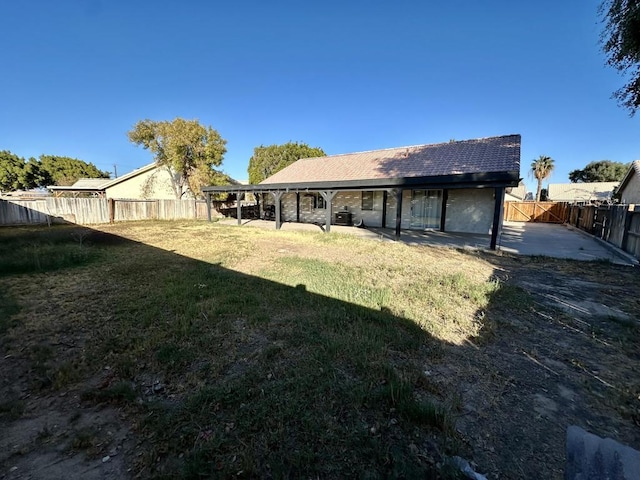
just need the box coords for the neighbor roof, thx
[616,160,640,195]
[547,182,619,202]
[71,178,112,189]
[261,134,521,185]
[48,163,157,192]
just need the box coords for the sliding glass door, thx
[410,190,442,229]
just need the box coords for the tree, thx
[0,151,25,191]
[530,155,555,201]
[568,160,629,182]
[38,155,109,186]
[128,118,227,199]
[248,142,325,184]
[600,0,640,115]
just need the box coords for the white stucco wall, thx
[105,167,177,199]
[444,188,495,234]
[621,174,640,205]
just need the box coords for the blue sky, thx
[1,0,638,193]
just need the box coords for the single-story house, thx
[504,181,527,202]
[547,182,618,204]
[48,163,187,199]
[615,160,640,205]
[202,134,521,250]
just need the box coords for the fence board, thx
[602,205,627,248]
[0,198,109,225]
[0,198,208,225]
[503,202,569,223]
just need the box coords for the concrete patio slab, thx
[214,218,636,265]
[499,221,634,264]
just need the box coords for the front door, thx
[410,189,442,229]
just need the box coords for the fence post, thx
[109,198,115,223]
[621,204,635,252]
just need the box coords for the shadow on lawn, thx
[0,223,494,479]
[3,222,637,479]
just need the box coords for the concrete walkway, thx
[215,218,636,265]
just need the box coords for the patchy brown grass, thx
[0,221,639,479]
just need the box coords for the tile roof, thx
[261,134,520,185]
[547,182,619,202]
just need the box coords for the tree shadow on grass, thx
[0,224,469,479]
[3,222,638,479]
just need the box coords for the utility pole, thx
[113,164,118,178]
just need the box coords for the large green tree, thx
[531,155,555,201]
[1,151,108,191]
[568,160,629,182]
[0,151,25,191]
[600,0,640,115]
[248,142,325,184]
[38,155,109,186]
[128,118,227,199]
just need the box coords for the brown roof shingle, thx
[261,134,520,185]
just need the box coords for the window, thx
[314,193,326,209]
[362,191,374,210]
[302,193,325,211]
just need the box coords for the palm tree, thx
[531,155,555,201]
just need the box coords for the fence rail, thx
[0,198,219,226]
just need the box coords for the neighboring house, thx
[504,181,527,202]
[547,182,619,204]
[48,163,184,199]
[615,160,640,204]
[203,134,521,249]
[0,189,50,199]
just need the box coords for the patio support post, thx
[206,193,212,222]
[270,191,284,230]
[382,190,388,228]
[320,190,337,233]
[490,187,505,250]
[236,192,245,226]
[255,193,260,219]
[440,189,448,232]
[296,192,300,223]
[394,188,403,240]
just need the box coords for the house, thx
[48,163,186,199]
[547,182,619,204]
[615,160,640,205]
[504,181,527,202]
[202,134,521,250]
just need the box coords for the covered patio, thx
[202,135,521,250]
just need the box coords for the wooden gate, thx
[503,202,570,223]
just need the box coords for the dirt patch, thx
[428,255,640,478]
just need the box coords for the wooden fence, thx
[503,201,570,223]
[566,204,640,259]
[0,198,219,226]
[504,200,640,260]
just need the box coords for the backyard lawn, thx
[0,221,638,479]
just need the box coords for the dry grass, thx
[2,221,638,479]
